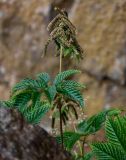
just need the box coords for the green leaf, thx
[31,92,41,106]
[54,70,81,85]
[0,100,14,108]
[56,132,82,151]
[21,101,51,124]
[12,73,50,95]
[92,114,126,160]
[77,110,107,135]
[92,143,126,160]
[116,116,126,131]
[36,72,50,83]
[107,108,122,116]
[57,85,84,107]
[77,109,121,135]
[60,80,86,90]
[105,116,126,152]
[45,85,57,102]
[11,90,32,108]
[12,78,39,94]
[64,47,73,57]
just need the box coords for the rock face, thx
[0,108,72,160]
[71,0,126,114]
[73,0,126,83]
[0,1,126,113]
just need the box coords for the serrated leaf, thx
[12,78,38,94]
[107,108,122,116]
[21,101,50,124]
[92,114,126,160]
[57,85,84,107]
[60,80,86,90]
[105,117,126,152]
[12,74,50,95]
[45,85,57,102]
[92,143,126,160]
[54,70,81,85]
[77,109,121,135]
[77,111,107,134]
[36,72,50,84]
[11,91,32,108]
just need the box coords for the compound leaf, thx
[54,70,81,85]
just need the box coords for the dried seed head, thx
[43,7,84,60]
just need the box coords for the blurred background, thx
[0,0,126,159]
[0,0,126,116]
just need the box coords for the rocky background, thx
[0,0,126,159]
[0,0,126,114]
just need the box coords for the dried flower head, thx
[43,7,84,61]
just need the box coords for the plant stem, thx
[59,45,63,73]
[59,104,64,149]
[82,137,86,156]
[59,46,63,148]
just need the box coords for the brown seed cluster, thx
[51,94,80,128]
[43,7,83,60]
